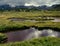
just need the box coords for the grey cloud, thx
[0,0,60,6]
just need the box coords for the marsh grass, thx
[0,11,60,32]
[0,33,7,43]
[0,11,60,46]
[0,37,60,46]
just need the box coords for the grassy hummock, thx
[0,33,7,43]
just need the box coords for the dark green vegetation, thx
[0,37,60,46]
[0,33,7,43]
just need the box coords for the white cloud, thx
[0,0,60,6]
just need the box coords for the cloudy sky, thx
[0,0,60,6]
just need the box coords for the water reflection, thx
[5,28,60,42]
[53,18,60,22]
[8,17,60,22]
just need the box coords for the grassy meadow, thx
[0,11,60,46]
[0,11,60,32]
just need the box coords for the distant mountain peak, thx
[0,4,60,11]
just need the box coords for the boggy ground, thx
[0,11,60,32]
[0,11,60,46]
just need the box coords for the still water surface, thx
[5,28,60,42]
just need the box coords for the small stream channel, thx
[5,28,60,42]
[8,17,60,22]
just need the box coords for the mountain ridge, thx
[0,4,60,11]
